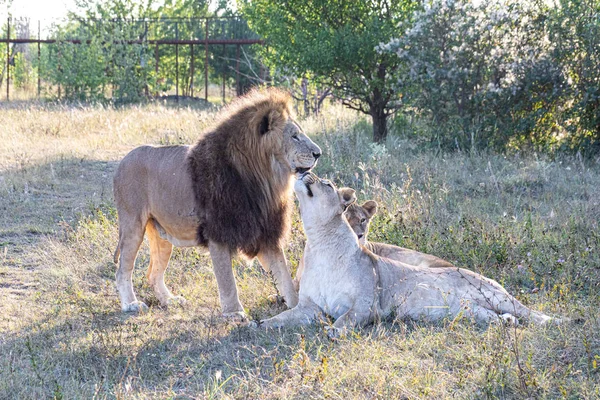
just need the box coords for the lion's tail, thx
[113,245,120,264]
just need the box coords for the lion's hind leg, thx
[469,306,518,326]
[146,220,185,308]
[115,213,149,313]
[484,289,555,326]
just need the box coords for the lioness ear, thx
[338,187,356,207]
[362,200,378,219]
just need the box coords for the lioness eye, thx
[292,134,299,141]
[361,218,366,223]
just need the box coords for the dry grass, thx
[0,100,599,399]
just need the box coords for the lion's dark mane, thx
[186,88,293,258]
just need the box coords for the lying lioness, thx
[345,201,455,268]
[293,201,454,290]
[261,172,556,334]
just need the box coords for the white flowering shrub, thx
[378,0,580,152]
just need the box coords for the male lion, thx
[261,172,557,335]
[113,88,321,318]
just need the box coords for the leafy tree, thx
[44,0,160,102]
[548,0,600,154]
[241,0,419,143]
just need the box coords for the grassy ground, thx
[0,100,599,399]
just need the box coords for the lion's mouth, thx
[295,167,310,175]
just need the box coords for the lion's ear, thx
[258,115,270,135]
[362,200,378,219]
[258,110,283,135]
[338,187,356,207]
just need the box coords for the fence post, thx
[58,46,61,99]
[38,20,41,98]
[222,44,225,103]
[235,44,240,96]
[204,17,209,102]
[155,42,159,97]
[175,22,179,102]
[6,16,10,101]
[190,44,194,98]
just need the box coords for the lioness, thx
[345,201,455,268]
[293,200,454,290]
[113,88,321,318]
[261,172,555,334]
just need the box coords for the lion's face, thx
[282,120,322,174]
[294,172,356,224]
[344,201,378,245]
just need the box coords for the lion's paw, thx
[222,311,249,325]
[165,296,187,308]
[267,294,285,305]
[122,301,149,314]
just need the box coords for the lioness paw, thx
[122,301,149,314]
[500,313,519,326]
[325,325,348,340]
[267,294,285,305]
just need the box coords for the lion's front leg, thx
[257,247,299,308]
[208,241,246,320]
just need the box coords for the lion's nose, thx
[313,152,321,160]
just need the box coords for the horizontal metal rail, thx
[2,16,264,102]
[0,38,264,45]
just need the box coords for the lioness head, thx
[294,172,356,225]
[344,201,378,244]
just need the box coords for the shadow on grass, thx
[0,301,328,398]
[0,157,118,245]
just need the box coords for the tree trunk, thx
[370,62,389,143]
[301,77,310,117]
[371,105,388,143]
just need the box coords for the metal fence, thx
[0,16,264,102]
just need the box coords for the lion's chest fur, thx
[187,131,292,257]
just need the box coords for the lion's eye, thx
[292,134,300,141]
[360,218,366,223]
